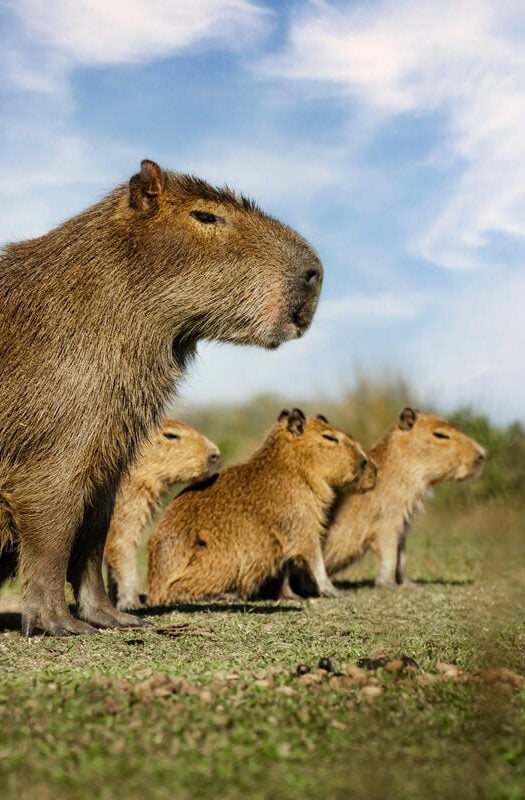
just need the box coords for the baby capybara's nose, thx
[474,449,486,469]
[359,457,368,475]
[208,449,220,470]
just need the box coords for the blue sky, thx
[1,0,524,423]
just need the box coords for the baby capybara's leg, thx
[105,524,143,610]
[395,530,418,586]
[298,540,340,598]
[68,500,147,628]
[374,535,398,587]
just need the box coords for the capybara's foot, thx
[320,584,341,599]
[22,609,97,637]
[81,605,149,629]
[374,576,396,588]
[398,576,421,588]
[278,584,302,600]
[116,593,144,611]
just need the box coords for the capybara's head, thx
[124,159,323,349]
[276,408,370,490]
[137,418,220,485]
[392,407,486,484]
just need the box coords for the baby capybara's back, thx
[147,409,369,604]
[105,418,220,609]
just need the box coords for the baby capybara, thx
[324,407,486,586]
[0,159,323,635]
[105,418,220,610]
[147,409,370,604]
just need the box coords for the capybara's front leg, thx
[278,565,302,600]
[105,532,143,610]
[299,540,340,598]
[374,535,398,587]
[395,530,418,586]
[68,502,147,628]
[19,509,96,636]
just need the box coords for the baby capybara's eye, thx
[163,432,181,440]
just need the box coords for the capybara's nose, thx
[474,449,486,468]
[359,457,368,474]
[302,266,321,290]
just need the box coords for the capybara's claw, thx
[21,611,97,637]
[81,607,150,629]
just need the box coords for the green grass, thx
[0,500,524,800]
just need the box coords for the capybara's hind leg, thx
[69,502,147,628]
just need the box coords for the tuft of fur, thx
[147,409,371,604]
[0,159,323,635]
[105,418,220,610]
[323,407,486,586]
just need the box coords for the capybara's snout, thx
[357,457,378,493]
[207,447,221,473]
[285,249,323,339]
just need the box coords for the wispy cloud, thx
[261,0,525,271]
[9,0,270,68]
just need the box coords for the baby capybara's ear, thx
[278,409,290,422]
[316,413,329,423]
[129,159,166,212]
[287,408,305,436]
[398,406,418,431]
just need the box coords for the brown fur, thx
[0,159,322,635]
[105,418,220,610]
[147,409,371,605]
[324,407,486,586]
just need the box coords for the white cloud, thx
[262,0,525,271]
[0,0,272,242]
[10,0,270,67]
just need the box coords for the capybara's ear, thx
[316,414,329,423]
[398,406,418,431]
[129,159,166,211]
[278,409,290,422]
[287,408,305,436]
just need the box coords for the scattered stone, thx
[296,664,310,676]
[274,686,297,697]
[360,685,384,699]
[435,662,462,678]
[473,667,525,688]
[318,657,336,673]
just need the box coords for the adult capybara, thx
[105,418,220,610]
[147,408,371,604]
[0,159,323,635]
[323,407,486,586]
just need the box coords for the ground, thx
[0,500,524,800]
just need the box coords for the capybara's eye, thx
[322,434,338,443]
[163,432,181,440]
[433,431,450,440]
[189,210,226,225]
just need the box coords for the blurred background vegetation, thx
[177,377,525,510]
